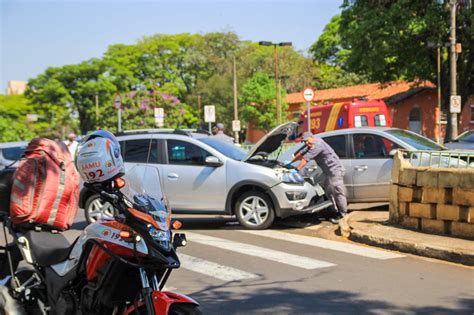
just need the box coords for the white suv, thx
[79,123,332,229]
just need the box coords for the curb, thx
[348,229,474,266]
[339,214,474,266]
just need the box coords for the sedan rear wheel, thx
[84,194,115,224]
[235,191,275,230]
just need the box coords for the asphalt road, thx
[57,211,474,315]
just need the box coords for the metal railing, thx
[403,150,474,168]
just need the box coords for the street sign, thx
[154,108,164,127]
[302,87,315,102]
[204,105,216,123]
[232,120,241,132]
[450,95,461,113]
[114,93,122,109]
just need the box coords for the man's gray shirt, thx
[303,137,343,176]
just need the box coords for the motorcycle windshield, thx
[121,165,171,234]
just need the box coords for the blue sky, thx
[1,0,343,93]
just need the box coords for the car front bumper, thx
[270,182,333,218]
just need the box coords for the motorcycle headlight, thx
[148,227,171,251]
[281,172,305,184]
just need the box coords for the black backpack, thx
[0,167,16,220]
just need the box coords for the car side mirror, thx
[205,156,223,167]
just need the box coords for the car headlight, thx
[281,171,305,184]
[285,191,307,201]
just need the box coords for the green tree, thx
[26,59,117,135]
[311,1,473,138]
[240,72,288,132]
[310,14,350,66]
[0,95,37,142]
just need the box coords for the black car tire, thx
[235,190,275,230]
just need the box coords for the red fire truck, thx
[298,99,391,134]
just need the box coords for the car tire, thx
[84,194,116,224]
[235,191,275,230]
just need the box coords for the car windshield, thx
[458,131,474,143]
[3,146,26,161]
[198,137,247,161]
[385,130,445,151]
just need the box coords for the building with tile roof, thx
[282,80,474,143]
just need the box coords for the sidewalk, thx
[339,211,474,266]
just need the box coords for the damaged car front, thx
[232,122,334,227]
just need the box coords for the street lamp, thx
[259,41,292,124]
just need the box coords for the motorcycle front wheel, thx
[168,303,202,315]
[130,303,202,315]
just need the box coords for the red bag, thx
[9,138,80,230]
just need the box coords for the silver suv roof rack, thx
[116,128,211,137]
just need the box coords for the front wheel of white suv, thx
[235,191,275,230]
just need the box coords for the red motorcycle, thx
[0,165,200,314]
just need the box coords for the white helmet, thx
[75,130,125,183]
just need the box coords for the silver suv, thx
[79,123,332,229]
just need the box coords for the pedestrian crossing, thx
[177,230,404,283]
[241,230,404,260]
[185,232,336,270]
[178,253,259,281]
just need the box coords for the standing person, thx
[64,133,79,158]
[290,132,347,223]
[212,123,234,144]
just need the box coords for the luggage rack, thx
[116,128,211,137]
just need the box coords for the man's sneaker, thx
[329,213,345,224]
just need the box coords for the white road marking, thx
[185,232,335,270]
[241,230,404,260]
[179,254,259,281]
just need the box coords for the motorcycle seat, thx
[24,230,72,266]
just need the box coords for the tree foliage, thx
[0,95,37,142]
[240,72,288,132]
[310,0,473,116]
[20,31,364,142]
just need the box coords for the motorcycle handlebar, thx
[100,191,119,203]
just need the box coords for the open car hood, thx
[243,122,298,162]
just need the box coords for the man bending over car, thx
[290,132,347,224]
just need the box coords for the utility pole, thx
[259,41,292,125]
[274,47,280,124]
[95,94,99,130]
[449,0,458,139]
[198,94,201,126]
[233,56,239,143]
[437,46,442,143]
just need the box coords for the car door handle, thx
[354,165,368,171]
[167,173,179,180]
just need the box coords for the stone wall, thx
[389,151,474,239]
